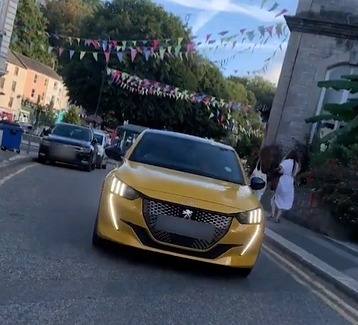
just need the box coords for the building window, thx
[14,67,19,76]
[45,78,48,86]
[54,82,58,90]
[51,95,55,103]
[34,74,38,83]
[8,97,14,108]
[0,77,4,88]
[312,64,358,141]
[31,89,35,97]
[11,81,16,92]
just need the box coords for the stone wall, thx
[265,0,358,150]
[262,185,349,240]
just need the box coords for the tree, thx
[58,0,230,138]
[63,106,81,124]
[11,0,53,66]
[305,74,358,144]
[43,0,99,35]
[228,75,276,122]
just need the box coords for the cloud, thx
[164,0,280,22]
[262,62,283,84]
[190,0,231,34]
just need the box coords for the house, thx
[0,50,69,122]
[0,50,27,121]
[15,52,69,111]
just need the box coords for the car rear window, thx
[129,132,245,184]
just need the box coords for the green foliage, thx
[63,106,81,125]
[57,0,231,138]
[11,0,53,66]
[306,74,358,144]
[310,144,358,241]
[228,75,276,121]
[43,0,99,35]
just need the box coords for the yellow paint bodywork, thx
[96,155,265,268]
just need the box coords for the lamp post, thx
[94,34,110,121]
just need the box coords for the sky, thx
[152,0,299,84]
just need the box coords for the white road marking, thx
[263,244,358,324]
[0,163,37,187]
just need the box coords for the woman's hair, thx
[285,150,300,163]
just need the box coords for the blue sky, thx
[153,0,299,84]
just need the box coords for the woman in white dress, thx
[269,150,300,223]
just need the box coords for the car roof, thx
[55,122,91,130]
[117,124,148,133]
[142,129,234,151]
[93,129,107,135]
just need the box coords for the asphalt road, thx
[0,162,351,325]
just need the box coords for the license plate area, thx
[154,214,215,241]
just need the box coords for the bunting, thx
[107,68,244,124]
[49,43,195,63]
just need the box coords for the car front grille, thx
[142,197,233,250]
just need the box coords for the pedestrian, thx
[268,149,301,223]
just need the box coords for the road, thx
[0,162,353,325]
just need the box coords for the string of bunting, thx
[50,41,195,63]
[107,68,242,124]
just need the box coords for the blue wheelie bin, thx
[0,121,23,153]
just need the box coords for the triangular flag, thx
[104,51,110,62]
[69,50,75,59]
[92,52,98,61]
[80,51,86,60]
[275,9,288,17]
[130,48,137,62]
[117,52,123,62]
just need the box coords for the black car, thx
[38,122,99,171]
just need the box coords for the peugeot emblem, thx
[182,209,193,220]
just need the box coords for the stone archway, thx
[265,0,358,149]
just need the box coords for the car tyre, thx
[38,154,46,164]
[237,268,253,278]
[96,156,103,169]
[101,163,107,169]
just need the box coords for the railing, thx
[21,133,41,154]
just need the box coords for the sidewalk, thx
[264,213,358,299]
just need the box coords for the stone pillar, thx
[265,0,358,150]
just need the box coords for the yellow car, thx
[92,129,266,277]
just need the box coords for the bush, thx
[310,145,358,241]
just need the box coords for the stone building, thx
[0,0,19,76]
[265,0,358,149]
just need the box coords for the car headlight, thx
[110,177,139,200]
[236,208,263,224]
[41,140,51,146]
[79,147,91,153]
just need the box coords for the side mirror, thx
[250,177,266,191]
[105,145,123,161]
[43,129,51,136]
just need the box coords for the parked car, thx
[38,122,98,171]
[93,129,109,169]
[93,129,266,277]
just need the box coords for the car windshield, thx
[94,133,104,145]
[129,133,245,184]
[51,124,91,142]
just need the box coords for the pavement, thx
[0,162,356,324]
[265,217,358,299]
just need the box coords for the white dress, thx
[273,159,298,211]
